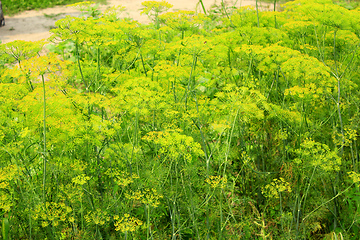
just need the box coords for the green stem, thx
[303,184,354,222]
[141,52,148,77]
[279,191,284,232]
[146,205,151,239]
[184,53,197,110]
[198,0,207,14]
[274,0,277,28]
[41,74,47,204]
[81,197,84,231]
[96,47,101,91]
[219,189,223,239]
[256,0,260,28]
[192,93,210,238]
[221,0,234,27]
[76,41,87,91]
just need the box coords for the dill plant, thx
[1,0,360,239]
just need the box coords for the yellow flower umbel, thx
[32,202,73,228]
[72,174,90,186]
[0,165,22,212]
[348,171,360,187]
[205,175,228,189]
[125,188,163,208]
[141,1,173,28]
[84,209,110,226]
[114,214,143,232]
[142,129,204,163]
[262,178,292,199]
[104,169,139,187]
[140,188,163,208]
[141,1,173,16]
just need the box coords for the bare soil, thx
[0,0,274,44]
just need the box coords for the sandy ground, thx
[0,0,275,44]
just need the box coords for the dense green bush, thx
[262,0,360,10]
[1,0,103,15]
[0,0,360,239]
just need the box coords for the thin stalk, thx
[76,41,87,91]
[223,107,240,175]
[140,52,148,77]
[333,30,343,230]
[279,191,284,232]
[350,143,356,172]
[333,30,339,77]
[256,0,260,28]
[172,78,177,103]
[313,24,324,63]
[219,189,223,239]
[227,48,232,69]
[29,213,32,240]
[96,47,101,90]
[206,187,210,239]
[333,31,345,155]
[170,201,176,240]
[41,74,47,204]
[181,174,200,239]
[134,108,140,147]
[294,187,301,238]
[80,197,84,231]
[193,93,210,239]
[302,167,317,215]
[221,0,234,27]
[154,12,160,29]
[146,205,151,240]
[274,0,277,28]
[299,166,317,234]
[303,183,354,222]
[198,0,207,14]
[354,140,359,173]
[174,161,182,239]
[2,218,10,240]
[184,53,198,110]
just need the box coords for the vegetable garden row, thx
[0,0,360,239]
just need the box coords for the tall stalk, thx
[184,52,198,110]
[76,41,87,91]
[332,29,343,231]
[274,0,277,28]
[198,0,207,14]
[146,205,151,239]
[256,0,260,28]
[193,93,210,238]
[96,47,101,90]
[333,30,345,154]
[221,0,234,27]
[41,74,47,204]
[219,189,223,239]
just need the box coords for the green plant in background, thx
[1,0,360,239]
[1,0,105,16]
[141,0,173,29]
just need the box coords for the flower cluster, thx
[142,129,204,162]
[125,188,163,208]
[205,175,228,189]
[85,209,110,226]
[114,213,143,232]
[262,178,292,199]
[32,202,73,228]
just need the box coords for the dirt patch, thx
[0,0,275,44]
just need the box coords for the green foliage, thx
[1,0,360,239]
[1,0,97,15]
